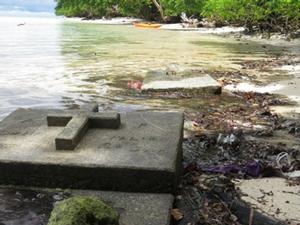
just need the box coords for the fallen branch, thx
[180,13,200,28]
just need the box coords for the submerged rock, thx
[48,196,119,225]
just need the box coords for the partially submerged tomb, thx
[0,104,184,225]
[141,72,222,95]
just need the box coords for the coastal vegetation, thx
[203,0,300,34]
[55,0,300,34]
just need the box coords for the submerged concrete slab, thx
[0,186,173,225]
[142,75,222,94]
[0,108,183,193]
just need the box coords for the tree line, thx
[55,0,300,34]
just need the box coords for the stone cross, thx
[47,104,121,150]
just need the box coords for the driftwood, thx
[180,13,200,28]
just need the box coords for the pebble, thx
[52,193,64,201]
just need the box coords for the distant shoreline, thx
[0,10,56,18]
[65,17,245,34]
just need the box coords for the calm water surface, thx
[0,15,288,119]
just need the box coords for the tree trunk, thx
[151,0,166,22]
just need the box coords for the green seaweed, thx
[48,196,119,225]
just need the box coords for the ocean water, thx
[0,13,286,119]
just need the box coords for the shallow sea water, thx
[0,15,291,119]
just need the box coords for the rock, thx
[48,196,119,225]
[53,194,64,201]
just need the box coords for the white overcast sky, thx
[0,0,56,12]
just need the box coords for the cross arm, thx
[56,116,89,150]
[89,112,121,129]
[47,114,73,127]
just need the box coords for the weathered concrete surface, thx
[0,108,183,193]
[235,178,300,223]
[142,75,222,94]
[0,186,173,225]
[72,190,173,225]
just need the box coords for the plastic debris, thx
[127,80,142,90]
[201,160,262,177]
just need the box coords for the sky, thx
[0,0,56,13]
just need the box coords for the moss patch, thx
[48,196,119,225]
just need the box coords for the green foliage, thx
[55,0,205,18]
[160,0,205,17]
[55,0,118,17]
[48,196,119,225]
[202,0,300,33]
[55,0,153,18]
[118,0,153,17]
[55,0,300,33]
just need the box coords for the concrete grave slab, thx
[0,186,173,225]
[0,108,183,193]
[142,74,222,94]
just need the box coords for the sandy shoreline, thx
[65,17,143,25]
[65,17,245,34]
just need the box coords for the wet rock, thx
[52,194,64,202]
[36,193,45,199]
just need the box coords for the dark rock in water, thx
[3,211,43,225]
[0,189,68,225]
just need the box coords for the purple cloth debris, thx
[202,164,242,174]
[201,160,262,177]
[245,160,262,177]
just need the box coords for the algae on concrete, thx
[48,196,119,225]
